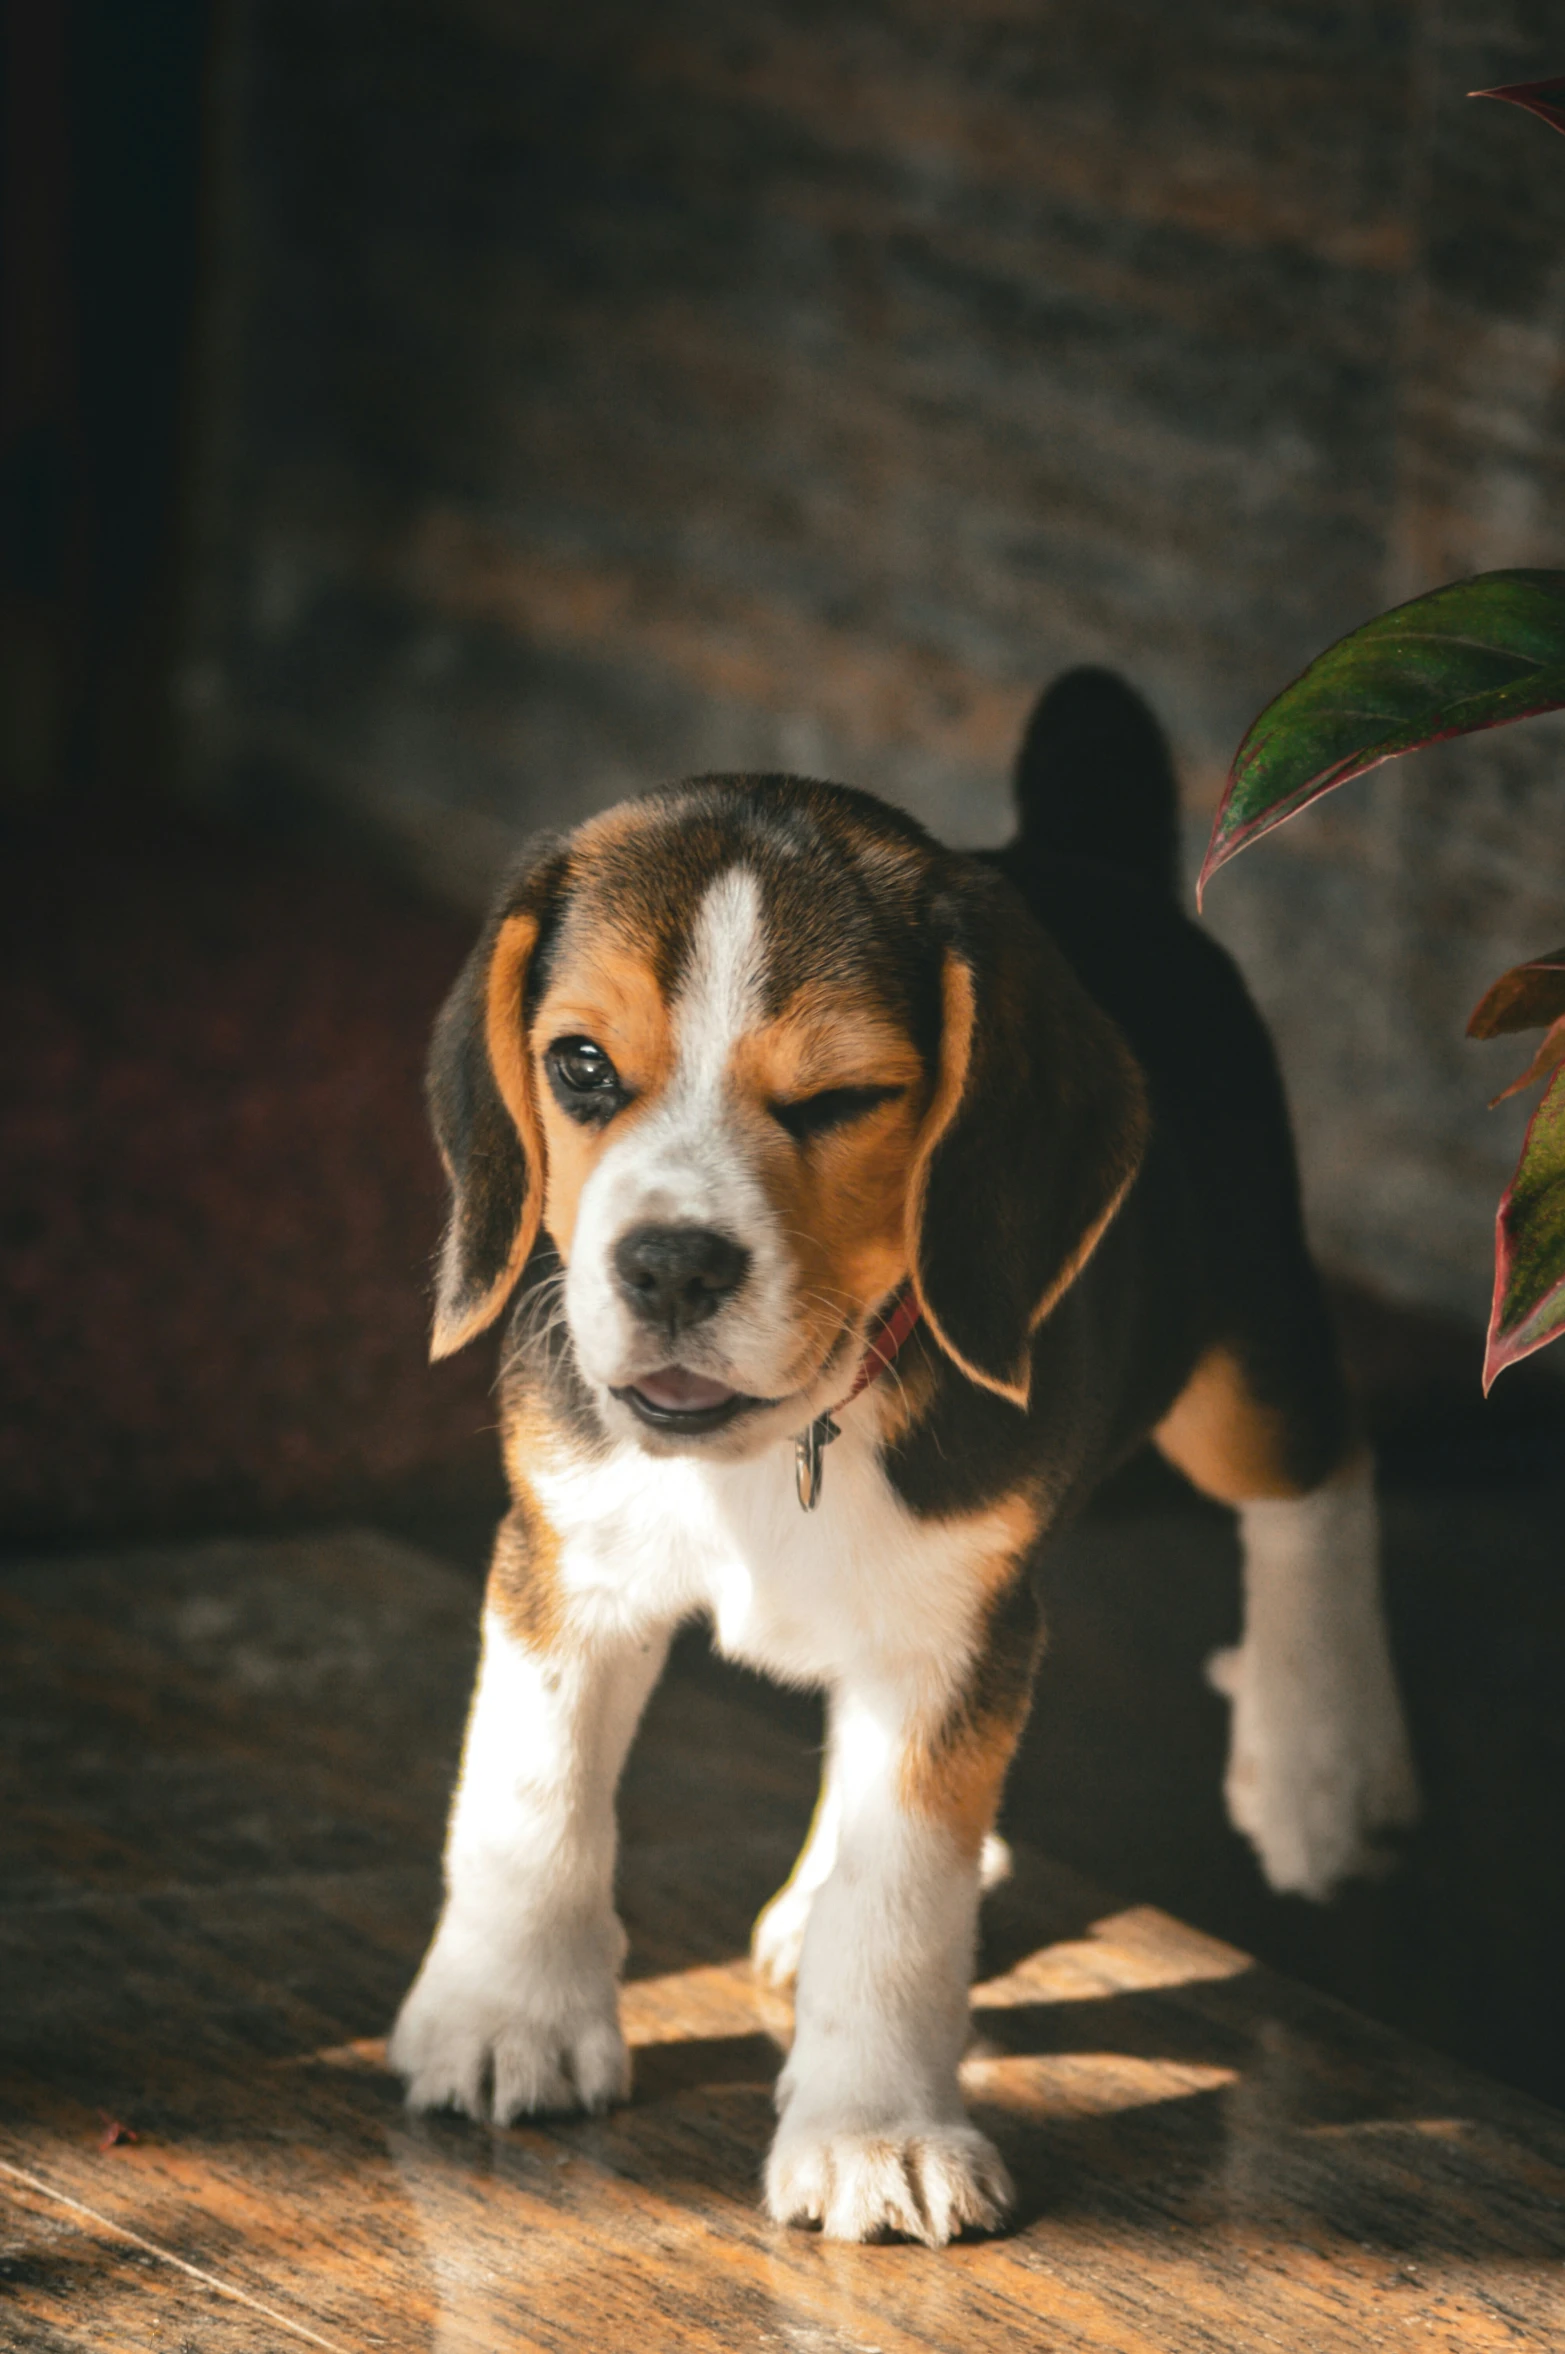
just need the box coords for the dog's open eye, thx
[546,1036,627,1121]
[771,1084,903,1142]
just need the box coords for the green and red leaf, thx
[1471,77,1565,138]
[1485,1062,1565,1388]
[1466,944,1565,1038]
[1469,947,1565,1105]
[1200,570,1565,903]
[1486,1015,1565,1108]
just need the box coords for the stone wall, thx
[181,0,1565,1327]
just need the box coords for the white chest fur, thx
[528,1402,1011,1697]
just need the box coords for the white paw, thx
[388,1923,629,2122]
[979,1830,1014,1892]
[1207,1642,1420,1900]
[751,1878,815,1989]
[766,2119,1012,2246]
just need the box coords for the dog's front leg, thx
[390,1597,669,2122]
[764,1680,1016,2247]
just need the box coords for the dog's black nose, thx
[613,1224,751,1333]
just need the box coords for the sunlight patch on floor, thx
[973,1906,1251,2011]
[960,2047,1237,2118]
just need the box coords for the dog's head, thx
[427,777,1147,1457]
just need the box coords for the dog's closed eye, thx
[770,1084,904,1142]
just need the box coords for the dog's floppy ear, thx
[426,849,567,1359]
[906,871,1149,1406]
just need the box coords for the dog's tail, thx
[1008,667,1181,898]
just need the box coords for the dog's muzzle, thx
[613,1223,751,1341]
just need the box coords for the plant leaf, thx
[1466,944,1565,1038]
[1485,1062,1565,1388]
[1200,570,1565,903]
[1488,1014,1565,1108]
[1471,78,1565,138]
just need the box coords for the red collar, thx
[832,1281,923,1415]
[795,1282,922,1510]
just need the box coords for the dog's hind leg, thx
[1209,1447,1420,1897]
[1157,1348,1419,1898]
[752,1750,843,1989]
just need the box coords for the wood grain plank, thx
[7,1533,1565,2350]
[0,2164,358,2353]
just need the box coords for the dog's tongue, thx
[634,1368,738,1413]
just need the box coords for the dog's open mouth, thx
[612,1367,766,1434]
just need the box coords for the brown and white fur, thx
[388,671,1418,2246]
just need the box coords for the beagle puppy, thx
[389,669,1418,2245]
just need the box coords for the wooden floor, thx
[4,1531,1565,2351]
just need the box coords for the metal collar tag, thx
[793,1414,840,1510]
[790,1284,922,1512]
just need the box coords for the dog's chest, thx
[529,1418,991,1688]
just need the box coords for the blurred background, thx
[3,0,1563,2105]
